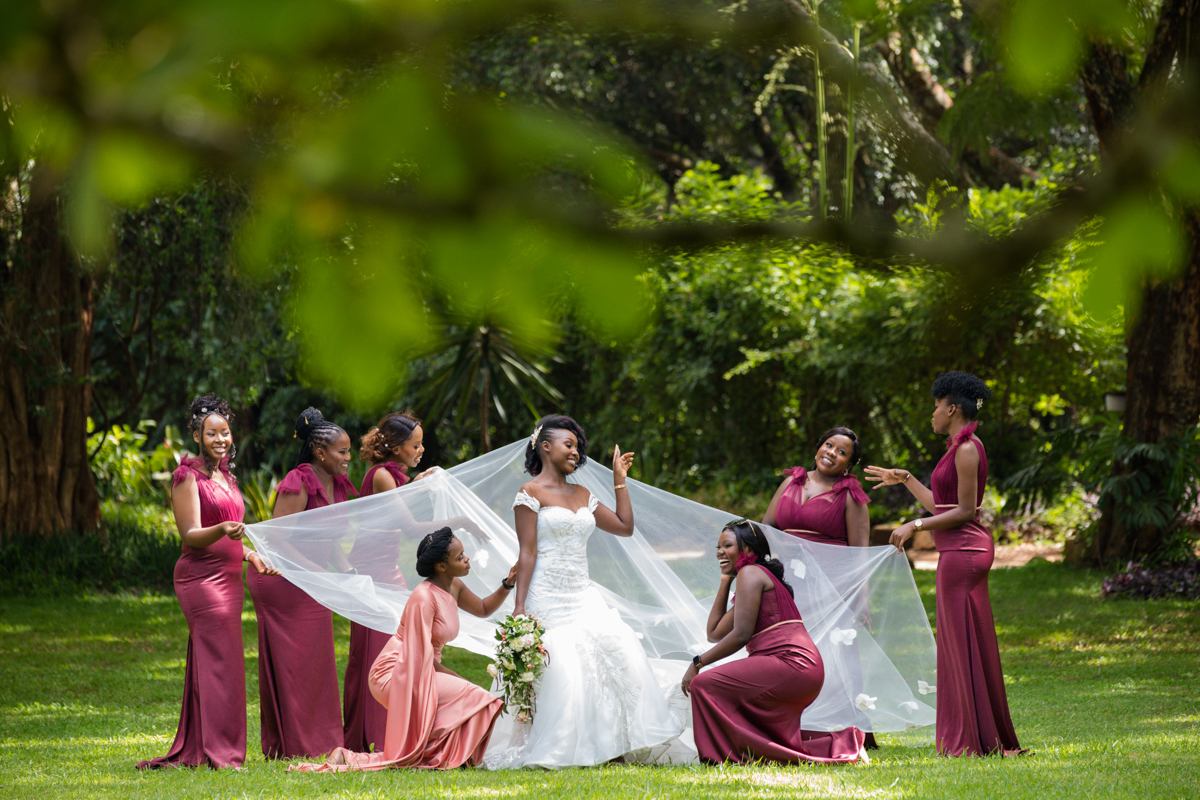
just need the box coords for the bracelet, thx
[501,578,515,591]
[692,654,703,669]
[901,472,912,483]
[614,484,626,490]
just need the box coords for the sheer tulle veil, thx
[244,440,936,734]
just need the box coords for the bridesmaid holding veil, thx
[682,520,865,765]
[865,371,1024,757]
[247,407,356,760]
[290,528,511,771]
[137,395,278,770]
[344,410,431,753]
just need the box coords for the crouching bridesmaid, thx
[290,528,514,771]
[682,519,865,766]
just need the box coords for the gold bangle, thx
[614,484,626,490]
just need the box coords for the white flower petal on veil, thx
[918,680,937,695]
[788,558,807,579]
[829,628,858,646]
[473,549,490,569]
[855,693,877,711]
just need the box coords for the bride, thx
[486,415,686,768]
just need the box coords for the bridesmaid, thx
[762,426,870,547]
[247,407,357,760]
[762,426,876,746]
[865,370,1024,757]
[138,395,278,770]
[682,519,865,765]
[290,528,513,771]
[344,410,430,753]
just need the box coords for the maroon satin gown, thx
[342,462,411,753]
[773,467,870,545]
[138,455,246,769]
[690,561,865,765]
[931,422,1023,756]
[247,464,357,759]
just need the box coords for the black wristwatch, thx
[501,577,515,591]
[692,654,703,669]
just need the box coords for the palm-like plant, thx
[416,323,564,452]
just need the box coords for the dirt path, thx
[908,542,1064,571]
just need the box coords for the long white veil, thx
[245,440,936,733]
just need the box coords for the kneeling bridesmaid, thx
[682,520,865,766]
[291,528,513,771]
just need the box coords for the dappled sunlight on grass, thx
[1,565,1198,799]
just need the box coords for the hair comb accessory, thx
[723,516,749,528]
[529,424,543,446]
[976,398,984,410]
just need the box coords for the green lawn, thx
[1,559,1197,799]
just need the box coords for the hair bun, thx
[294,407,325,441]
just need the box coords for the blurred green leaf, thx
[1004,0,1135,94]
[1083,197,1187,321]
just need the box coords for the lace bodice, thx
[513,489,600,599]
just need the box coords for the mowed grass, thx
[1,560,1197,799]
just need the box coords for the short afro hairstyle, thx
[415,527,455,578]
[524,415,589,476]
[931,371,992,420]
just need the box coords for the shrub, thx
[1101,560,1200,600]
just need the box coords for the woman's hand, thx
[247,551,280,576]
[412,467,439,481]
[681,662,699,697]
[220,520,245,541]
[504,564,518,588]
[612,445,634,484]
[719,560,737,578]
[889,520,917,552]
[863,466,910,489]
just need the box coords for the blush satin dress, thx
[689,558,866,765]
[247,464,356,759]
[342,462,411,753]
[290,581,504,771]
[137,455,247,769]
[930,422,1023,757]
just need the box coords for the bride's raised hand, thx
[612,445,635,484]
[863,465,911,490]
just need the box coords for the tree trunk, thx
[0,174,101,535]
[1089,211,1200,564]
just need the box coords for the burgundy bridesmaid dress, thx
[247,464,357,760]
[930,421,1023,756]
[773,467,870,545]
[342,462,411,752]
[690,558,866,765]
[138,455,247,769]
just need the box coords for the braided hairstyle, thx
[188,395,237,477]
[931,371,992,420]
[524,415,589,476]
[415,527,455,578]
[725,519,794,598]
[293,407,346,469]
[812,426,863,472]
[360,410,421,464]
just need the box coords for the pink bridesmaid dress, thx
[246,464,356,760]
[137,455,247,769]
[931,421,1023,756]
[290,581,504,771]
[690,557,866,765]
[342,462,411,753]
[773,467,870,545]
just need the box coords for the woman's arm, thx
[761,476,793,528]
[272,487,309,518]
[433,660,461,678]
[886,443,981,550]
[594,446,635,536]
[372,468,399,495]
[511,503,538,617]
[454,565,517,618]
[705,574,736,643]
[242,544,280,576]
[683,568,770,695]
[171,475,244,548]
[863,465,936,513]
[846,495,870,548]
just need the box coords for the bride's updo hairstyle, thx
[725,519,794,598]
[293,407,347,469]
[812,426,862,471]
[360,410,421,464]
[415,527,455,577]
[188,395,238,477]
[931,370,992,420]
[524,415,589,476]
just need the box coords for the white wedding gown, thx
[483,490,691,768]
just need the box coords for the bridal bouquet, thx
[489,614,549,723]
